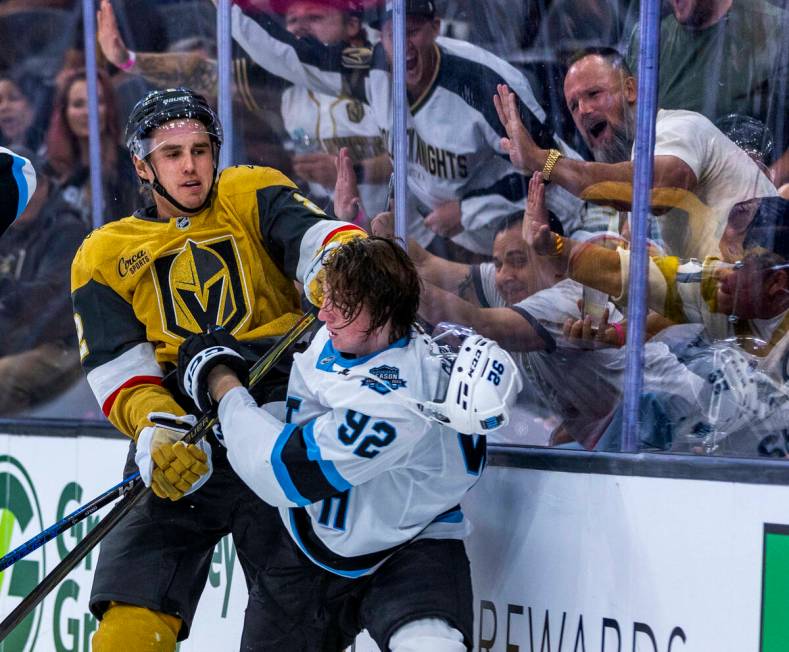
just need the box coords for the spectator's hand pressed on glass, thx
[333,147,362,222]
[425,200,462,238]
[97,0,132,69]
[370,210,394,239]
[293,151,339,188]
[494,83,541,175]
[562,299,623,349]
[524,172,554,255]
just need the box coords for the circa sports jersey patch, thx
[175,216,191,230]
[362,365,407,395]
[152,236,250,338]
[117,249,151,278]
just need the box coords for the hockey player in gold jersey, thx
[70,88,364,651]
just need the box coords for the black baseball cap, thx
[369,0,436,29]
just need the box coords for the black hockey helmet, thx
[125,88,223,215]
[125,87,223,160]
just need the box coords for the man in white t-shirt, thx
[376,196,704,449]
[495,46,777,259]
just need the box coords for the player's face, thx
[0,80,33,146]
[564,56,636,163]
[381,16,440,96]
[136,120,215,218]
[285,2,346,44]
[492,225,532,305]
[319,295,392,356]
[66,79,107,140]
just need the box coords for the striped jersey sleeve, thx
[0,147,36,236]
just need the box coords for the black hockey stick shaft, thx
[0,308,319,640]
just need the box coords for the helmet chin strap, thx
[142,152,219,217]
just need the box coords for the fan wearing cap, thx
[226,0,584,260]
[176,236,520,651]
[70,87,364,652]
[273,0,392,221]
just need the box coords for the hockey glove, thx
[178,329,250,413]
[303,228,366,307]
[135,412,213,501]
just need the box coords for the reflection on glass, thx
[1,0,786,453]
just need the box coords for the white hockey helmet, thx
[421,335,522,434]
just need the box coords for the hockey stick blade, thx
[0,308,319,640]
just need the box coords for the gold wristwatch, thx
[541,148,563,182]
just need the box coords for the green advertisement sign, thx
[761,523,789,651]
[0,455,46,652]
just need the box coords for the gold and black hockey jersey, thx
[71,165,364,438]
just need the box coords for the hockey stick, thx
[0,472,141,572]
[0,308,319,641]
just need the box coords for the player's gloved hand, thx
[135,412,213,501]
[303,228,366,306]
[178,329,250,413]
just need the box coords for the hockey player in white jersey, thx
[226,0,584,259]
[0,146,36,237]
[177,236,521,651]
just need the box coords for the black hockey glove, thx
[178,329,251,413]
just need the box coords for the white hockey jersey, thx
[217,327,486,577]
[230,6,584,254]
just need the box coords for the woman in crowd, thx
[45,67,137,225]
[0,63,53,152]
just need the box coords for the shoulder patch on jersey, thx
[218,165,297,195]
[362,365,407,395]
[342,46,373,69]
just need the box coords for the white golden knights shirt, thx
[218,327,486,577]
[229,5,584,254]
[71,165,363,438]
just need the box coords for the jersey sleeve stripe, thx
[321,223,365,247]
[10,154,31,221]
[296,221,365,283]
[277,421,350,502]
[0,149,35,235]
[301,420,352,493]
[271,424,311,506]
[101,376,163,417]
[287,507,406,578]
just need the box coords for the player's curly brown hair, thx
[322,236,421,343]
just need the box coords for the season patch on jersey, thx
[362,365,407,395]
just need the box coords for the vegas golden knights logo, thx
[153,237,250,338]
[346,100,365,124]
